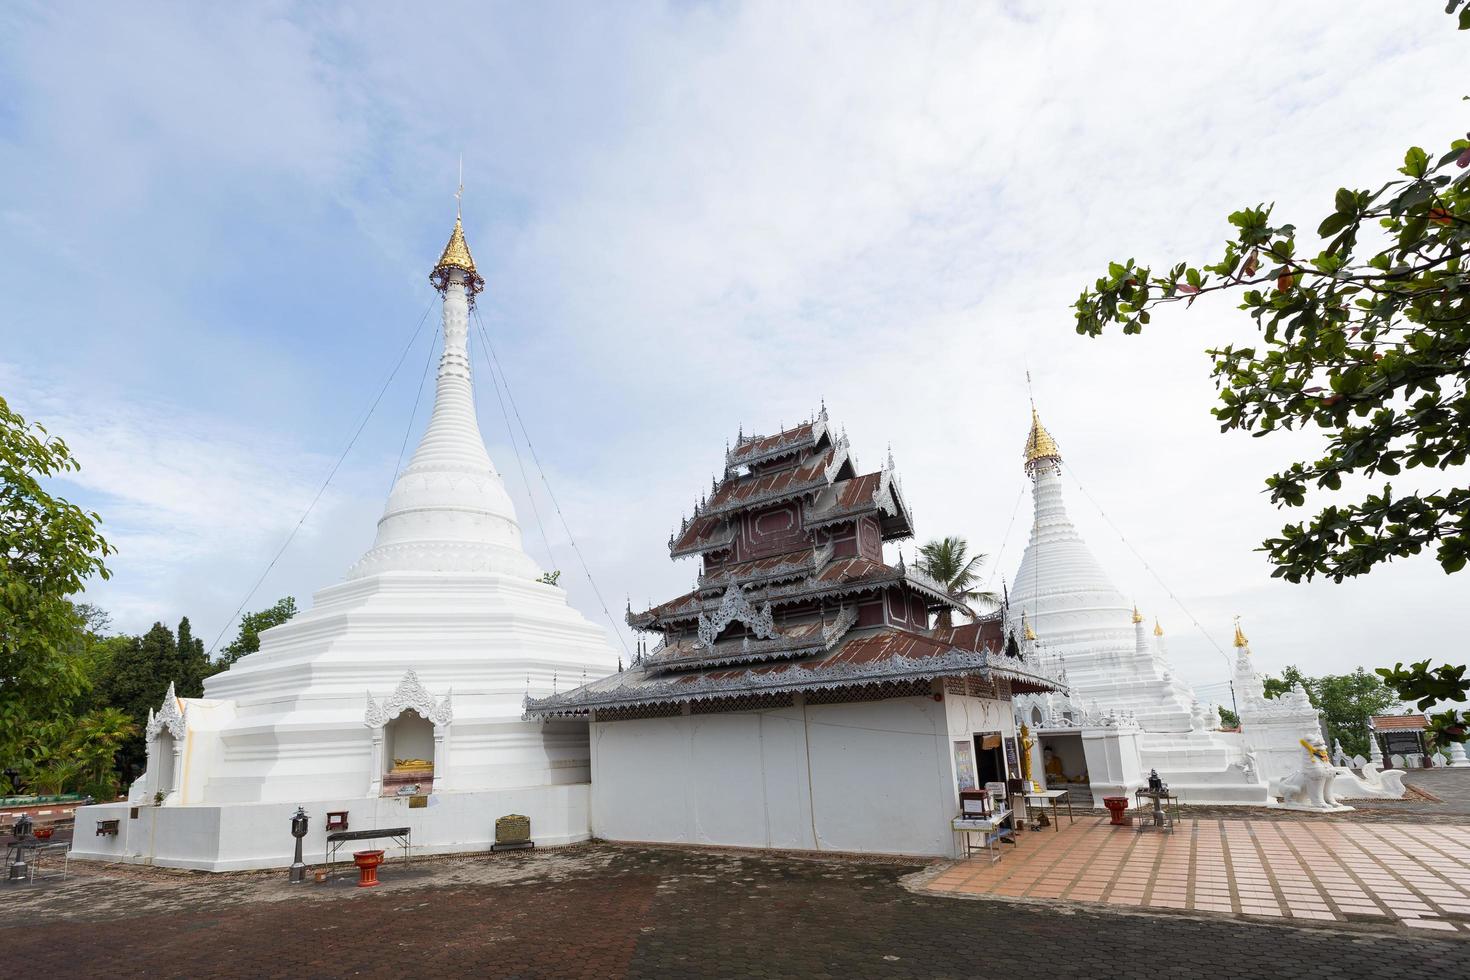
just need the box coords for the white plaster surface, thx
[69,784,591,871]
[75,249,619,869]
[588,694,1016,858]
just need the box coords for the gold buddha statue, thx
[1042,748,1070,785]
[391,758,434,772]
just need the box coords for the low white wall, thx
[590,694,1001,858]
[70,784,590,872]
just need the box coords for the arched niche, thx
[153,730,177,801]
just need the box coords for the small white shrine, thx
[71,214,619,870]
[1008,411,1405,808]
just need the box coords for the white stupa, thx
[1011,409,1200,732]
[72,211,620,870]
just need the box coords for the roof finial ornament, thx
[430,168,485,300]
[1233,615,1249,649]
[1154,617,1164,637]
[1131,604,1144,624]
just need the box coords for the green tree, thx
[915,537,997,628]
[1312,669,1402,759]
[1262,665,1310,701]
[214,596,298,669]
[174,615,209,697]
[1073,14,1469,585]
[69,707,139,799]
[93,622,181,780]
[0,395,112,763]
[1263,666,1400,758]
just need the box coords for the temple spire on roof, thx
[1233,616,1249,649]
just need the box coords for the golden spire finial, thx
[1131,604,1144,624]
[1022,612,1037,642]
[1233,616,1249,649]
[429,171,485,298]
[1023,406,1061,467]
[1153,618,1164,637]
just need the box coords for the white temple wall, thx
[71,783,592,872]
[1080,728,1145,803]
[589,695,971,857]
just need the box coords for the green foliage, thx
[0,395,113,752]
[12,707,136,798]
[915,536,997,628]
[1263,665,1401,757]
[1217,706,1240,729]
[91,619,209,780]
[1377,659,1468,745]
[538,570,562,586]
[214,596,298,669]
[1075,132,1470,583]
[1262,664,1309,700]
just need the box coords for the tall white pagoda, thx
[1010,410,1200,732]
[72,213,620,870]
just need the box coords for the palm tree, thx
[69,708,139,797]
[915,536,998,628]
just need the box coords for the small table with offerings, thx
[1133,788,1180,833]
[952,808,1014,864]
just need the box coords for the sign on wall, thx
[953,740,977,793]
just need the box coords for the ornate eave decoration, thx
[145,682,186,741]
[525,646,1065,719]
[697,585,777,648]
[725,406,828,471]
[365,669,454,729]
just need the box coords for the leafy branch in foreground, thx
[1075,136,1470,583]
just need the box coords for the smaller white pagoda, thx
[1008,409,1405,807]
[71,212,619,870]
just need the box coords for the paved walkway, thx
[5,843,1468,978]
[922,816,1470,932]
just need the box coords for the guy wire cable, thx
[386,319,439,494]
[1059,458,1234,672]
[208,295,437,656]
[471,307,632,658]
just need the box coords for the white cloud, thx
[2,1,1465,685]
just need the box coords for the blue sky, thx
[1,2,1465,696]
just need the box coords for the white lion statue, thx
[1276,736,1354,812]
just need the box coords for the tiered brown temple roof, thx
[527,409,1064,718]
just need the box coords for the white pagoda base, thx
[69,785,589,871]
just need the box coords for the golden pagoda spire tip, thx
[1131,604,1144,624]
[1233,615,1249,649]
[1023,404,1061,467]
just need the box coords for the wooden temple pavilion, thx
[527,409,1064,857]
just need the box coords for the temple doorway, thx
[383,709,435,797]
[973,731,1006,787]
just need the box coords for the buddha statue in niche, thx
[1043,747,1082,785]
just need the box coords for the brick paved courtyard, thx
[4,838,1469,979]
[923,816,1470,932]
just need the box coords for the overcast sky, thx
[2,2,1465,698]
